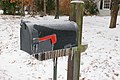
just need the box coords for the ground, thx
[0,15,120,80]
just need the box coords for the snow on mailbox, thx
[20,20,78,60]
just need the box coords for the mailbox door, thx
[20,23,32,54]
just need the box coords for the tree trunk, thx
[55,0,59,19]
[21,0,25,16]
[44,0,46,14]
[31,0,37,16]
[3,1,7,14]
[109,0,119,28]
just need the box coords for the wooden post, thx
[67,1,84,80]
[67,2,76,80]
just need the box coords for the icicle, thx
[61,49,62,56]
[38,53,41,61]
[64,49,66,56]
[45,52,47,60]
[71,48,74,60]
[59,50,61,57]
[47,51,50,60]
[50,51,52,59]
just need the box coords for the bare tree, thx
[31,0,37,16]
[55,0,59,19]
[44,0,47,14]
[21,0,25,16]
[109,0,120,28]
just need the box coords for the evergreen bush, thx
[0,0,21,15]
[84,0,99,15]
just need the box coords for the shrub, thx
[84,0,99,15]
[60,0,70,15]
[0,0,21,15]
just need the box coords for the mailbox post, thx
[67,1,87,80]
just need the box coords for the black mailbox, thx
[20,20,78,55]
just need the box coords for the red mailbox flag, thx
[39,34,57,45]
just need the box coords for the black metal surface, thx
[53,58,57,80]
[20,20,78,55]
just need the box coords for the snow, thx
[71,1,84,4]
[0,10,3,15]
[0,15,120,80]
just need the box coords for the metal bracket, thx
[78,44,88,52]
[72,44,88,53]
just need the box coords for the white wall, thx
[96,0,120,16]
[98,10,111,16]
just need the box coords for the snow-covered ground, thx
[0,15,120,80]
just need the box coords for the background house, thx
[95,0,120,16]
